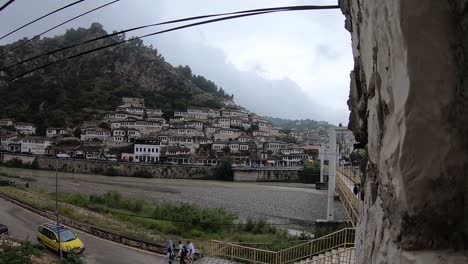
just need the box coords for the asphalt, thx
[0,197,167,264]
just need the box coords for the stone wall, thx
[339,0,468,263]
[0,153,214,179]
[233,168,300,182]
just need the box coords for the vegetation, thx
[0,240,45,264]
[0,171,38,182]
[264,117,331,132]
[0,23,230,133]
[300,161,321,183]
[131,169,153,178]
[0,187,294,250]
[274,135,297,144]
[212,158,234,181]
[0,158,38,169]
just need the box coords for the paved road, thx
[0,197,166,264]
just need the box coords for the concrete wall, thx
[233,168,300,182]
[0,153,36,164]
[0,153,214,179]
[339,0,468,263]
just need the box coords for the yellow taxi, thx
[36,222,85,255]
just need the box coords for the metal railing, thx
[336,171,360,227]
[300,247,356,264]
[336,166,361,184]
[198,228,355,264]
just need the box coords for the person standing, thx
[167,240,175,264]
[353,183,359,196]
[177,241,186,263]
[187,241,195,264]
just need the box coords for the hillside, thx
[264,116,332,131]
[0,23,232,133]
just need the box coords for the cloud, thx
[0,0,353,125]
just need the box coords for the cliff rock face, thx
[339,0,468,263]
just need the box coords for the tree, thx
[301,161,321,183]
[213,158,234,181]
[73,127,82,138]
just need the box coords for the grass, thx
[0,172,38,182]
[0,187,298,250]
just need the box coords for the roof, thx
[303,145,321,151]
[15,122,36,126]
[22,136,51,141]
[46,127,68,130]
[0,134,16,139]
[161,146,190,152]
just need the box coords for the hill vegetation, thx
[264,116,331,132]
[0,23,232,133]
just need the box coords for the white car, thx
[56,153,71,158]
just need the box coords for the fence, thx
[301,247,356,264]
[198,228,355,264]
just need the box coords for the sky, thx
[0,0,353,125]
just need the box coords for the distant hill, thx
[0,23,233,133]
[264,116,332,131]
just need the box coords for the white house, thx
[213,128,241,141]
[0,118,14,127]
[134,138,161,163]
[46,127,71,138]
[20,136,52,154]
[80,127,111,142]
[15,122,36,135]
[0,134,17,150]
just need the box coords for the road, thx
[0,197,166,264]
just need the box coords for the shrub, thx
[103,167,120,176]
[0,241,43,264]
[131,169,153,178]
[300,161,321,183]
[58,252,85,264]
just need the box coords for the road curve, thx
[0,197,166,264]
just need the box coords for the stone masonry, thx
[339,0,468,263]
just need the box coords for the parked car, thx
[36,223,85,256]
[56,153,71,158]
[0,224,9,235]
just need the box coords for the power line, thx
[0,0,16,12]
[0,0,87,40]
[0,5,339,73]
[0,0,120,57]
[4,5,339,82]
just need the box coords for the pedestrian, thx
[353,183,359,196]
[177,241,187,264]
[187,241,195,264]
[167,240,175,264]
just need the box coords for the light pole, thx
[55,157,62,258]
[326,127,336,221]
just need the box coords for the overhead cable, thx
[4,5,339,81]
[0,0,120,57]
[0,5,339,72]
[0,0,87,40]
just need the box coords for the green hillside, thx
[0,23,232,133]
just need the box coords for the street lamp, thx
[55,157,62,258]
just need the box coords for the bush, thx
[58,252,85,264]
[0,241,43,264]
[103,167,120,176]
[131,169,153,178]
[1,158,38,169]
[300,161,321,183]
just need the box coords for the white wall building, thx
[15,122,36,135]
[134,138,161,163]
[20,136,52,154]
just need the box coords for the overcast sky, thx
[0,0,353,125]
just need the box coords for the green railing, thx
[198,228,355,264]
[335,167,361,227]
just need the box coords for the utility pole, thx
[326,127,336,221]
[319,142,324,182]
[55,157,62,258]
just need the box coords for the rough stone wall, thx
[339,0,468,263]
[0,153,214,179]
[233,169,300,182]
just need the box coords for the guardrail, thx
[301,247,355,264]
[336,166,361,184]
[198,228,355,264]
[336,176,359,227]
